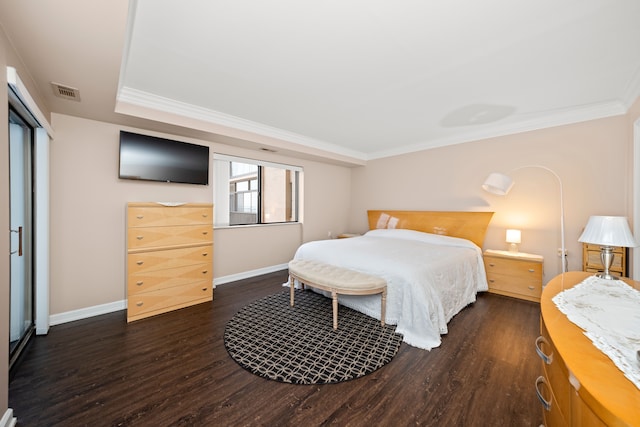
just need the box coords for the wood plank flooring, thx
[9,270,543,426]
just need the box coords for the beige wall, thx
[350,114,632,284]
[49,113,352,314]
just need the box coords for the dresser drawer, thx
[128,262,212,295]
[485,273,541,299]
[127,280,212,319]
[128,245,213,274]
[128,205,212,227]
[539,378,569,427]
[538,318,571,421]
[484,256,542,279]
[127,224,212,250]
[571,388,607,426]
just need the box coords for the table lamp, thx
[578,216,638,280]
[506,229,521,252]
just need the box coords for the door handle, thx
[10,226,23,256]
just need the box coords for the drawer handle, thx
[136,215,143,219]
[535,336,553,364]
[136,281,143,286]
[202,270,208,274]
[528,286,535,290]
[202,287,208,291]
[202,252,208,257]
[136,261,144,265]
[489,263,495,267]
[535,376,552,411]
[202,231,208,235]
[136,236,144,240]
[528,268,535,273]
[488,279,495,283]
[202,214,208,217]
[136,301,144,307]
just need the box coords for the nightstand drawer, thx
[484,256,542,279]
[486,273,541,299]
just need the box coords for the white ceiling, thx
[2,0,640,163]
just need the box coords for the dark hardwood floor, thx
[9,270,543,426]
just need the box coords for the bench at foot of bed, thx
[288,259,387,330]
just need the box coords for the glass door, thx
[9,107,34,369]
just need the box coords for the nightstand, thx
[582,243,627,277]
[483,249,544,302]
[337,233,361,239]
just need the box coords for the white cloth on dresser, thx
[552,275,640,390]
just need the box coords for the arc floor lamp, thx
[482,165,566,273]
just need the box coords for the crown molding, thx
[366,100,628,160]
[116,86,367,161]
[117,86,632,162]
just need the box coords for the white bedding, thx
[290,229,488,350]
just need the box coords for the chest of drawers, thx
[537,272,640,426]
[126,202,213,322]
[483,249,544,302]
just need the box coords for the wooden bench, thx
[288,259,387,329]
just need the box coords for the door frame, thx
[634,117,640,280]
[7,67,53,335]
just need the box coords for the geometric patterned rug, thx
[224,289,403,384]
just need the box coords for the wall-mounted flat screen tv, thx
[119,131,209,185]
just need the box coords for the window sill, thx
[214,222,302,230]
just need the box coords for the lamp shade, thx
[578,216,638,247]
[482,172,514,195]
[506,229,521,244]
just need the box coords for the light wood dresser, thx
[537,271,640,426]
[126,202,213,322]
[483,249,544,302]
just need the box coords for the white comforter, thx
[291,229,488,350]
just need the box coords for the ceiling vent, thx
[50,82,81,102]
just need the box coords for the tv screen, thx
[119,131,209,185]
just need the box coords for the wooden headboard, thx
[367,210,494,248]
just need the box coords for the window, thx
[214,154,301,226]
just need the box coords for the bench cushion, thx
[289,259,386,291]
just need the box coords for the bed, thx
[290,210,494,350]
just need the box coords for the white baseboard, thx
[1,409,16,427]
[214,263,288,286]
[49,300,126,326]
[46,264,289,326]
